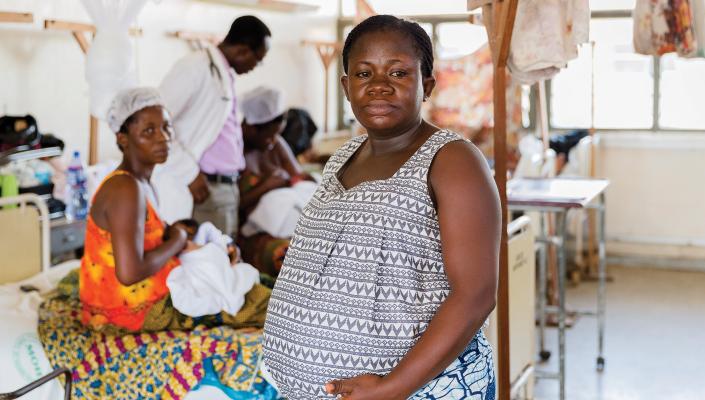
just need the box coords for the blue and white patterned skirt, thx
[411,332,495,400]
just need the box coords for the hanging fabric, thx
[469,0,590,85]
[429,44,523,168]
[633,0,698,57]
[508,0,589,84]
[80,0,149,120]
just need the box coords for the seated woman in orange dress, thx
[80,87,268,333]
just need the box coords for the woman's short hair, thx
[342,15,434,78]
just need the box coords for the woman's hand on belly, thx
[325,374,402,400]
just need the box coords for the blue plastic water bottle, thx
[65,151,88,221]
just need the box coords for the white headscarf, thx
[240,86,285,125]
[106,87,165,133]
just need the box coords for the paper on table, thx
[507,178,608,205]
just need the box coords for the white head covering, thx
[240,86,285,125]
[106,87,165,133]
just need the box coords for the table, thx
[50,218,86,263]
[507,177,609,400]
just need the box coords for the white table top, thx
[507,177,610,209]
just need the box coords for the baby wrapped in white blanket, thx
[166,221,260,317]
[241,180,317,238]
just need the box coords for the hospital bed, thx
[0,193,69,399]
[0,194,276,400]
[485,216,537,400]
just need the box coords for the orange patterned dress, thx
[79,170,180,332]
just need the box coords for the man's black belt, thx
[204,173,238,184]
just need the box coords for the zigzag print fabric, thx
[263,130,495,399]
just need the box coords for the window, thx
[589,0,636,11]
[659,55,705,129]
[549,13,705,131]
[550,45,593,128]
[340,0,467,16]
[550,18,654,129]
[436,22,487,60]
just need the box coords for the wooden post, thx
[487,1,518,399]
[89,116,99,165]
[354,0,376,23]
[302,41,341,133]
[71,31,91,55]
[537,80,549,149]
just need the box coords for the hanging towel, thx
[508,0,590,84]
[469,0,590,85]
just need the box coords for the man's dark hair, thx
[342,15,434,78]
[223,15,271,51]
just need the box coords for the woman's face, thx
[341,30,435,136]
[245,118,286,151]
[118,106,172,164]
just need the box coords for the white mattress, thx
[0,260,247,399]
[0,260,79,399]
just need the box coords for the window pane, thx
[521,85,531,128]
[341,0,467,16]
[550,45,592,128]
[589,0,635,11]
[659,54,705,129]
[344,0,637,15]
[550,18,653,129]
[437,22,488,60]
[592,18,653,128]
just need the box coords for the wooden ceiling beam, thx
[0,11,33,23]
[44,19,142,36]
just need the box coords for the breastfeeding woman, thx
[237,86,313,276]
[80,87,268,333]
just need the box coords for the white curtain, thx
[80,0,149,121]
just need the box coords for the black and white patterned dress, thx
[263,130,495,400]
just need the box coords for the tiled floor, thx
[532,265,705,400]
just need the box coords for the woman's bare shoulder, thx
[93,173,143,213]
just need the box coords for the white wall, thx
[596,132,705,265]
[0,0,339,162]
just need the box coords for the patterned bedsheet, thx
[38,289,277,399]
